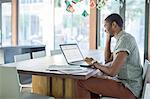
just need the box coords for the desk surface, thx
[2,50,104,98]
[2,50,104,80]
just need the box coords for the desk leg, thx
[52,77,64,98]
[32,75,50,96]
[65,78,75,99]
[32,76,76,98]
[51,77,76,99]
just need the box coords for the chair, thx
[140,59,150,99]
[32,50,46,58]
[14,53,32,91]
[101,60,150,99]
[50,49,61,56]
[14,53,31,62]
[0,66,2,98]
[0,66,54,99]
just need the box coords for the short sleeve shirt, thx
[113,31,143,97]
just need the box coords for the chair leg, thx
[20,85,23,92]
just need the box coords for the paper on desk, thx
[59,68,89,74]
[47,65,99,76]
[48,65,81,70]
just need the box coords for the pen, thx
[47,69,67,74]
[49,70,58,71]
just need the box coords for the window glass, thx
[98,0,120,49]
[125,0,145,63]
[19,0,52,46]
[2,3,12,46]
[54,0,89,49]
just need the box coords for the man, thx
[76,13,143,99]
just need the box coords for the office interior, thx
[0,0,150,99]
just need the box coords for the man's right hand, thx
[106,32,112,40]
[84,57,94,65]
[105,32,113,63]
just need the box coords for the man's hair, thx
[105,13,123,28]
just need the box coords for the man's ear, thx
[112,21,117,28]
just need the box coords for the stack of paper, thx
[47,65,101,79]
[48,65,87,74]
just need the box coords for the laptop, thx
[59,44,91,67]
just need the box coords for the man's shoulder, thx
[121,32,135,40]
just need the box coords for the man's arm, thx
[104,34,113,63]
[94,51,128,77]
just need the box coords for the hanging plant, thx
[97,0,108,10]
[90,0,96,9]
[65,0,75,13]
[64,0,89,17]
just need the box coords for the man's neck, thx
[113,28,123,39]
[114,28,122,37]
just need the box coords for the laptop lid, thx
[59,44,84,64]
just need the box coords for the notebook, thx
[59,44,91,67]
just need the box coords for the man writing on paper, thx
[76,13,143,99]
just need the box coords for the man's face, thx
[104,21,114,36]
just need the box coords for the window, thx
[98,0,120,49]
[2,2,12,46]
[54,0,90,49]
[125,0,145,63]
[19,0,53,46]
[97,0,145,63]
[31,15,39,35]
[21,0,43,4]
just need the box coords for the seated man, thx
[76,13,143,99]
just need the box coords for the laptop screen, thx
[60,44,84,63]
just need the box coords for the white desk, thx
[3,50,104,98]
